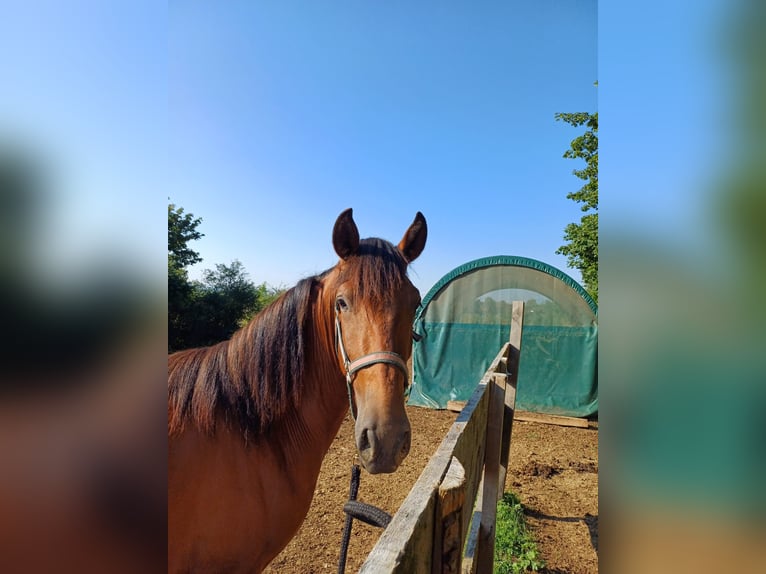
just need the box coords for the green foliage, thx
[168,203,283,352]
[494,492,545,574]
[555,111,598,303]
[168,203,203,270]
[168,203,204,351]
[238,283,286,327]
[173,258,277,351]
[185,260,264,347]
[168,261,195,351]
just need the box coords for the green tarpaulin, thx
[409,256,598,417]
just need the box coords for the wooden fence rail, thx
[359,301,525,574]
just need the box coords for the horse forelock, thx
[337,238,409,306]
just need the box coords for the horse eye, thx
[336,297,349,312]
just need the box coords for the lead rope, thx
[337,464,393,574]
[337,464,360,574]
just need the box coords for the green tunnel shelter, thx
[409,256,598,417]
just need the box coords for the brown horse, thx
[168,209,427,573]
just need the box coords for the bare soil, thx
[264,406,598,573]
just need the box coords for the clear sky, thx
[599,0,731,264]
[2,1,167,285]
[169,0,597,296]
[3,0,732,299]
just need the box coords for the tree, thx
[168,203,203,269]
[168,202,286,351]
[168,203,204,351]
[189,261,262,346]
[555,111,598,303]
[238,284,286,327]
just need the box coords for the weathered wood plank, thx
[461,513,481,574]
[499,300,524,498]
[513,411,590,428]
[450,392,488,548]
[357,470,438,573]
[460,475,483,574]
[437,457,466,518]
[432,457,466,574]
[446,400,467,413]
[452,343,509,547]
[475,372,507,573]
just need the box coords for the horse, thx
[168,208,427,573]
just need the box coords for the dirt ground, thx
[264,406,598,573]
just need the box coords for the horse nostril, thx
[400,430,411,457]
[359,428,372,453]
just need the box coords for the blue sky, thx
[2,0,734,299]
[2,2,167,284]
[169,0,597,296]
[599,0,731,263]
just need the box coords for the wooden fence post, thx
[498,300,524,498]
[474,371,507,572]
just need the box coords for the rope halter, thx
[333,301,410,421]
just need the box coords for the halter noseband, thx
[334,302,410,421]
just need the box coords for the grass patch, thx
[494,492,545,573]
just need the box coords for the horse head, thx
[327,208,427,474]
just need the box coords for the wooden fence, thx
[359,301,525,574]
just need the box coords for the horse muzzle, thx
[355,422,411,474]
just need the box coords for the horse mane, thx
[168,277,317,438]
[167,237,409,439]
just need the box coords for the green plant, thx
[494,492,545,573]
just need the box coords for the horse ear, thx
[398,212,427,263]
[333,208,360,260]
